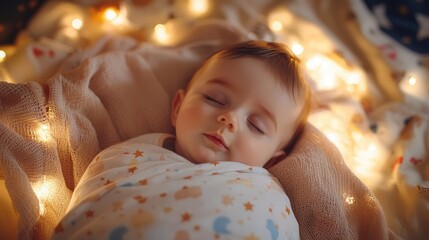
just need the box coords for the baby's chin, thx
[186,154,225,165]
[187,156,216,165]
[180,149,222,165]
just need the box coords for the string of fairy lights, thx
[0,0,424,216]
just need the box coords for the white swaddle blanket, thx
[52,133,299,240]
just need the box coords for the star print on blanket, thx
[363,0,429,54]
[52,133,299,240]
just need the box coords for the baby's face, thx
[171,57,300,167]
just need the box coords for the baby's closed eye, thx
[203,94,227,106]
[247,117,266,135]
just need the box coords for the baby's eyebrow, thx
[206,78,236,90]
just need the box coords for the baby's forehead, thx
[190,56,294,93]
[202,56,275,76]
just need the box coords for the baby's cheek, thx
[181,105,204,122]
[232,139,269,167]
[181,103,213,122]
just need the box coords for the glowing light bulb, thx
[291,43,304,56]
[267,7,293,32]
[326,132,339,144]
[35,123,51,142]
[270,20,283,32]
[33,176,55,216]
[104,7,119,21]
[343,193,355,205]
[61,15,83,29]
[345,71,361,85]
[189,0,208,15]
[71,18,83,30]
[0,50,6,62]
[306,55,323,70]
[154,24,168,43]
[368,143,377,153]
[400,70,428,100]
[408,76,416,86]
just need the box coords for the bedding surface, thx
[52,133,299,240]
[2,0,427,238]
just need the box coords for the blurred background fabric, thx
[0,0,46,44]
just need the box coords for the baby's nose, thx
[217,112,238,132]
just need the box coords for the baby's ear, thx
[171,90,185,127]
[264,150,286,169]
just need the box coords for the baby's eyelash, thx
[203,94,224,106]
[247,120,264,135]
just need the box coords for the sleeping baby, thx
[51,40,312,239]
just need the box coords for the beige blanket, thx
[0,19,397,239]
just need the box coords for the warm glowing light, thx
[111,13,127,26]
[399,71,428,100]
[57,27,80,42]
[104,7,119,21]
[154,24,168,43]
[345,71,361,85]
[344,194,355,205]
[189,0,209,15]
[309,111,358,163]
[71,18,83,30]
[318,70,338,90]
[306,55,323,70]
[343,70,366,96]
[349,128,390,188]
[291,43,304,56]
[368,143,377,153]
[267,7,293,32]
[33,176,55,215]
[35,123,51,142]
[408,76,417,86]
[61,15,83,29]
[270,20,283,32]
[351,129,365,142]
[306,54,367,95]
[326,132,336,142]
[0,50,6,62]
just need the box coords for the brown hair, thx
[193,40,312,152]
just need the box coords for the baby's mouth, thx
[203,133,229,150]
